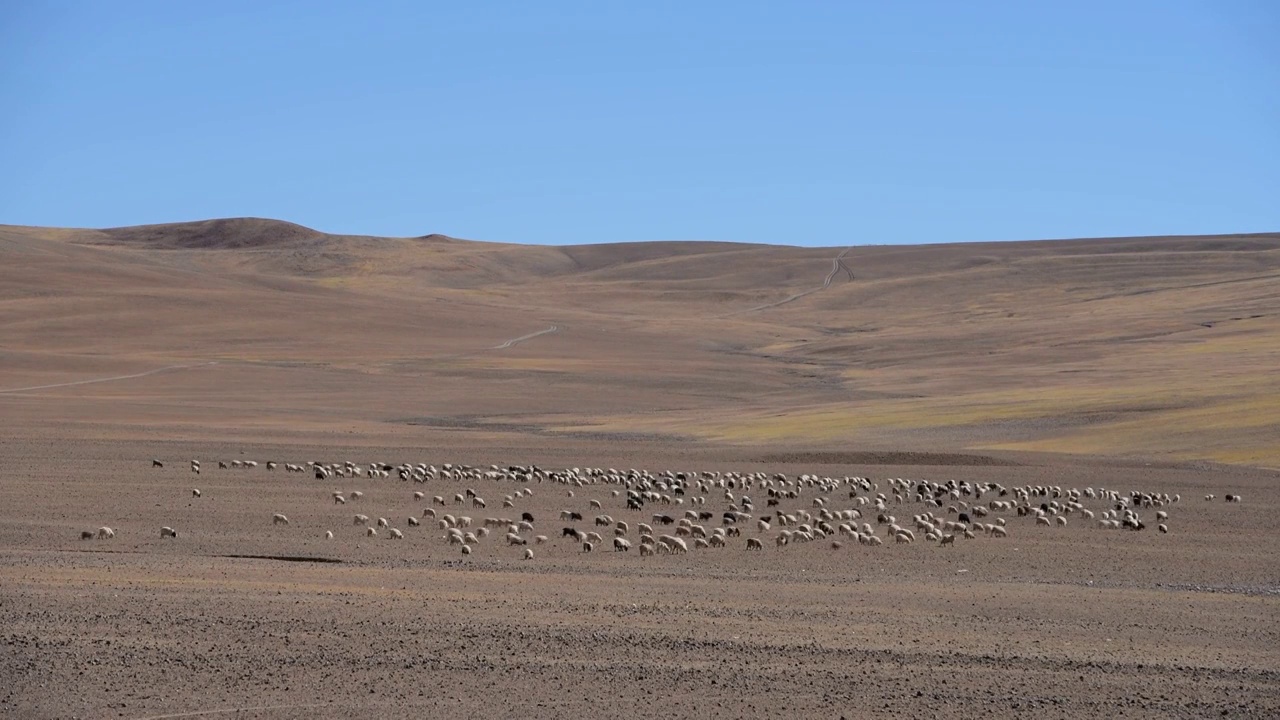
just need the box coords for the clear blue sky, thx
[2,1,1276,246]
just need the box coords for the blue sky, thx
[2,1,1276,246]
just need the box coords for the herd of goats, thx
[80,458,1245,557]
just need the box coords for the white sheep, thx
[324,530,334,540]
[746,537,764,550]
[272,513,290,526]
[353,514,369,525]
[582,541,595,553]
[388,528,403,539]
[192,488,201,498]
[614,537,632,552]
[97,527,115,539]
[160,526,178,538]
[462,545,472,555]
[366,527,377,537]
[523,547,534,560]
[408,517,421,527]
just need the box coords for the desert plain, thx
[1,219,1278,719]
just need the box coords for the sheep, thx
[272,513,290,526]
[534,535,549,544]
[614,537,632,552]
[388,528,404,539]
[377,517,389,528]
[433,496,446,506]
[991,526,1008,538]
[96,527,115,539]
[192,488,201,498]
[333,495,346,505]
[1226,494,1242,503]
[80,530,95,540]
[582,541,595,553]
[353,514,369,525]
[939,533,955,546]
[506,533,528,546]
[366,527,377,537]
[1055,516,1067,526]
[350,491,363,501]
[659,535,689,554]
[413,491,424,501]
[1035,516,1051,527]
[639,543,655,556]
[408,516,421,527]
[160,526,178,538]
[324,530,334,540]
[461,545,472,555]
[523,548,534,560]
[1158,524,1169,534]
[152,459,164,468]
[746,537,764,550]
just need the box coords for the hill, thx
[1,219,1277,467]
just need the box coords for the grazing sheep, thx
[333,495,346,505]
[582,541,595,553]
[1055,516,1067,526]
[366,527,377,537]
[408,517,421,527]
[523,548,534,560]
[1158,524,1169,534]
[433,496,446,506]
[991,526,1008,538]
[939,533,955,546]
[350,491,363,501]
[534,535,549,544]
[1035,516,1051,526]
[272,514,290,526]
[746,537,764,550]
[160,526,178,538]
[461,545,472,555]
[324,530,334,540]
[1226,494,1242,503]
[614,537,632,552]
[377,517,389,528]
[506,533,528,546]
[80,530,95,540]
[152,459,164,468]
[413,491,424,501]
[353,514,369,525]
[388,528,404,539]
[192,488,201,498]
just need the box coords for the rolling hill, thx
[2,218,1277,467]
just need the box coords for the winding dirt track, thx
[0,362,218,395]
[725,246,853,316]
[491,324,560,350]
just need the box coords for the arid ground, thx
[1,219,1277,718]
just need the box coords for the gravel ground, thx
[1,438,1278,719]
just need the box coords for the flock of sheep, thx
[80,458,1243,559]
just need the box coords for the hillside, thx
[1,219,1277,467]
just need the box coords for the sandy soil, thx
[1,438,1277,719]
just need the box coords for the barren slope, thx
[1,219,1277,466]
